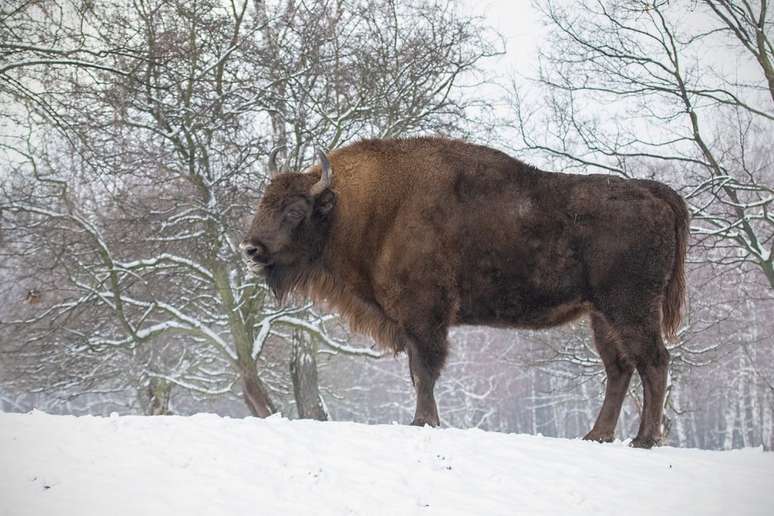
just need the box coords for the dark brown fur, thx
[243,137,689,448]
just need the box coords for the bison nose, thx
[241,240,270,264]
[243,244,259,258]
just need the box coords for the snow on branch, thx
[275,316,384,358]
[115,254,214,282]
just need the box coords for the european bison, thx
[242,137,689,448]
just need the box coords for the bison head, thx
[241,148,336,298]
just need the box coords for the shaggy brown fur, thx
[242,137,690,448]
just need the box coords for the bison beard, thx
[243,136,690,449]
[263,263,305,303]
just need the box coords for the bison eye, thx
[284,207,306,224]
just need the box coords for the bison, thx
[242,137,689,448]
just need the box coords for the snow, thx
[1,412,772,516]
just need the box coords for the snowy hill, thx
[1,412,772,516]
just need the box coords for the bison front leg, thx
[388,251,453,427]
[405,335,446,427]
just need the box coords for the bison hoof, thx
[629,436,662,449]
[582,431,614,443]
[410,417,439,427]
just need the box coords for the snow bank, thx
[1,411,772,515]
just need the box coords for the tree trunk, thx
[762,399,773,452]
[214,257,276,418]
[138,377,173,415]
[662,371,673,443]
[671,379,687,447]
[290,329,327,421]
[255,0,289,158]
[239,359,275,418]
[722,393,738,450]
[147,377,173,415]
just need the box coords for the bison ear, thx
[315,189,335,216]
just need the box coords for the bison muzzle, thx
[242,137,689,449]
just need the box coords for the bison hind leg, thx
[612,317,669,450]
[629,333,669,449]
[591,299,669,449]
[583,313,635,443]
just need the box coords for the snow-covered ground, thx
[1,411,772,516]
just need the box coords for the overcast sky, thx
[463,0,542,80]
[465,0,765,95]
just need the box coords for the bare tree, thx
[0,0,498,417]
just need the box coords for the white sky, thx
[462,0,543,80]
[463,0,767,99]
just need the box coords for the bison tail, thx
[661,189,690,342]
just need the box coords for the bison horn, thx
[268,146,284,177]
[310,148,332,196]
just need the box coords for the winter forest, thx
[0,0,772,451]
